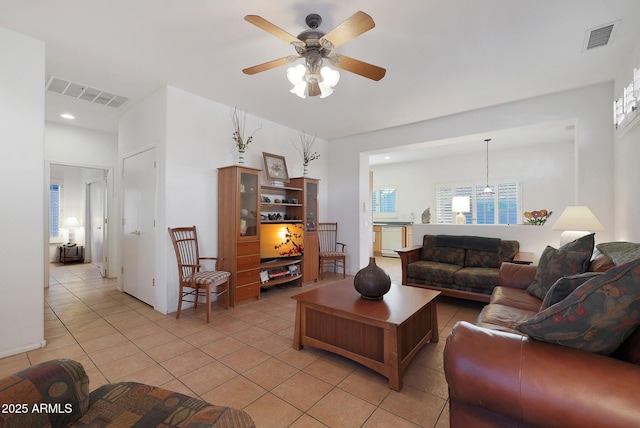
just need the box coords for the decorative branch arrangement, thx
[292,131,320,165]
[274,226,304,256]
[231,106,261,150]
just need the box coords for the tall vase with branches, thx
[231,106,261,164]
[293,131,319,176]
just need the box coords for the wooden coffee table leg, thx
[386,327,402,391]
[431,301,439,343]
[293,302,303,350]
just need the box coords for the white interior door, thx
[88,177,106,276]
[122,148,156,306]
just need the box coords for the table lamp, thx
[62,216,81,244]
[552,206,604,246]
[452,196,470,225]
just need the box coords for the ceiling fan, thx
[243,11,386,98]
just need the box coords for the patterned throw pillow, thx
[517,258,640,355]
[540,272,601,309]
[596,241,640,266]
[526,246,592,300]
[561,232,595,254]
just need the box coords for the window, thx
[372,188,397,214]
[436,182,520,225]
[50,183,61,238]
[614,67,640,132]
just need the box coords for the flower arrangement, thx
[523,209,552,225]
[292,131,320,165]
[231,106,261,151]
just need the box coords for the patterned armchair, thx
[0,359,255,427]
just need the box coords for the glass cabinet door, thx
[306,180,318,232]
[240,171,258,237]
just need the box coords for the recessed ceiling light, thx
[60,113,75,120]
[384,156,391,160]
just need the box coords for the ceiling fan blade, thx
[328,54,386,81]
[245,15,302,45]
[308,81,321,97]
[243,56,298,75]
[320,11,375,49]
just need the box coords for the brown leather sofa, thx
[443,261,640,428]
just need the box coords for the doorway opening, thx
[48,164,111,280]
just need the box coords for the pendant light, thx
[483,138,493,194]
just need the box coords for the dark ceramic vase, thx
[353,257,392,300]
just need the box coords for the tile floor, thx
[0,257,484,428]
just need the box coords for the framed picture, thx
[262,152,289,182]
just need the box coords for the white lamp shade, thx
[287,64,306,85]
[320,66,340,87]
[62,216,81,229]
[451,196,470,213]
[552,206,604,231]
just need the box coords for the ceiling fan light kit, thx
[243,11,385,99]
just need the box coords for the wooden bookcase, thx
[218,167,321,305]
[289,177,319,283]
[217,165,261,307]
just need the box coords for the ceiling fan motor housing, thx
[305,13,322,29]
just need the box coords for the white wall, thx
[120,86,330,314]
[371,140,574,224]
[613,44,640,242]
[329,83,615,274]
[0,26,45,358]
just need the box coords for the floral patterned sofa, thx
[397,234,520,302]
[0,359,255,427]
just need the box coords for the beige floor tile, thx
[200,375,266,409]
[380,385,446,427]
[119,322,166,340]
[403,363,449,400]
[218,346,270,373]
[79,331,129,353]
[0,357,32,379]
[161,349,214,378]
[179,361,237,395]
[233,326,274,344]
[302,353,358,386]
[251,334,292,356]
[362,408,421,427]
[181,328,226,347]
[99,352,156,381]
[28,343,87,365]
[88,341,140,366]
[145,339,195,362]
[159,378,198,397]
[272,372,333,412]
[288,414,329,428]
[243,358,299,390]
[275,347,321,370]
[199,336,246,359]
[307,387,376,428]
[113,363,175,386]
[132,330,179,350]
[338,367,392,406]
[243,392,303,428]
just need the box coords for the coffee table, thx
[291,278,440,391]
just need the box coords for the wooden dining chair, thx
[168,226,230,323]
[318,222,347,280]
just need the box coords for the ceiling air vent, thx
[45,76,129,108]
[583,21,619,51]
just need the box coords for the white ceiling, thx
[2,1,639,142]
